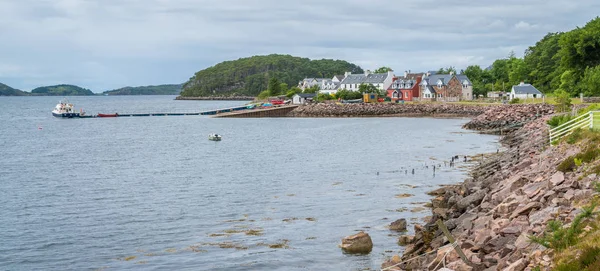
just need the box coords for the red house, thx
[386,72,424,102]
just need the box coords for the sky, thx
[1,0,599,92]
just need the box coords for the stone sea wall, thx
[381,116,599,270]
[462,104,555,133]
[288,103,494,118]
[289,103,557,135]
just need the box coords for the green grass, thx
[593,111,600,131]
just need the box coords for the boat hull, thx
[52,112,81,118]
[97,113,118,118]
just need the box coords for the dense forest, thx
[31,84,94,96]
[180,54,363,97]
[0,83,29,96]
[461,17,600,97]
[103,84,183,95]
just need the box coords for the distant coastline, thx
[175,96,255,101]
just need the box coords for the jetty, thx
[76,105,299,118]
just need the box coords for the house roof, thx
[512,83,542,95]
[295,93,317,98]
[340,73,389,85]
[334,75,345,81]
[363,73,388,84]
[340,74,367,85]
[456,74,472,86]
[421,74,453,86]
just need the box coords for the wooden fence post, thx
[436,219,472,266]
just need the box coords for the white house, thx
[292,93,316,104]
[338,70,395,92]
[300,75,345,94]
[510,82,543,100]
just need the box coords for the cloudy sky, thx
[1,0,599,92]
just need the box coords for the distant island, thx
[31,84,94,96]
[0,82,29,96]
[179,54,363,98]
[102,84,183,95]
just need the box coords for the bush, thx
[558,156,577,172]
[576,147,600,163]
[529,204,595,251]
[566,128,583,144]
[315,93,333,102]
[257,90,270,99]
[555,89,573,112]
[548,114,575,128]
[554,246,600,271]
[509,98,521,104]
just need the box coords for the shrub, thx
[575,158,583,167]
[566,128,583,144]
[257,90,270,99]
[555,89,572,112]
[554,246,600,271]
[509,98,521,104]
[576,147,600,163]
[529,204,596,251]
[558,156,577,172]
[548,114,575,128]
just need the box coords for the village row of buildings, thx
[297,70,544,102]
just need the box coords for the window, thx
[405,92,409,98]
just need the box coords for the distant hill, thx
[180,54,363,97]
[0,82,30,96]
[103,84,183,95]
[31,84,94,96]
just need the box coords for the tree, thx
[303,85,320,94]
[437,66,457,74]
[374,66,393,73]
[508,58,529,86]
[358,83,380,94]
[580,65,600,97]
[267,78,281,96]
[279,83,288,94]
[559,70,577,95]
[285,86,302,98]
[524,32,563,93]
[554,89,572,112]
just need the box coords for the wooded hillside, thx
[31,84,94,96]
[103,84,182,95]
[462,17,600,97]
[180,54,363,97]
[0,83,29,96]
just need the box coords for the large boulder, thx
[340,232,373,254]
[389,219,407,231]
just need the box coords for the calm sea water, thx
[0,96,498,271]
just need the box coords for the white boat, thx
[208,134,222,141]
[52,98,85,118]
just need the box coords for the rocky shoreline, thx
[175,96,255,101]
[381,106,600,270]
[288,103,494,118]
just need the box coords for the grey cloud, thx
[1,0,599,91]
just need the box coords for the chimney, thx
[520,81,525,86]
[344,71,351,77]
[449,71,454,75]
[388,70,394,79]
[426,72,431,77]
[364,70,371,76]
[404,71,408,78]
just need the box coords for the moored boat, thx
[52,98,85,118]
[208,133,222,141]
[97,113,118,118]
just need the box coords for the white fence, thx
[549,111,598,143]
